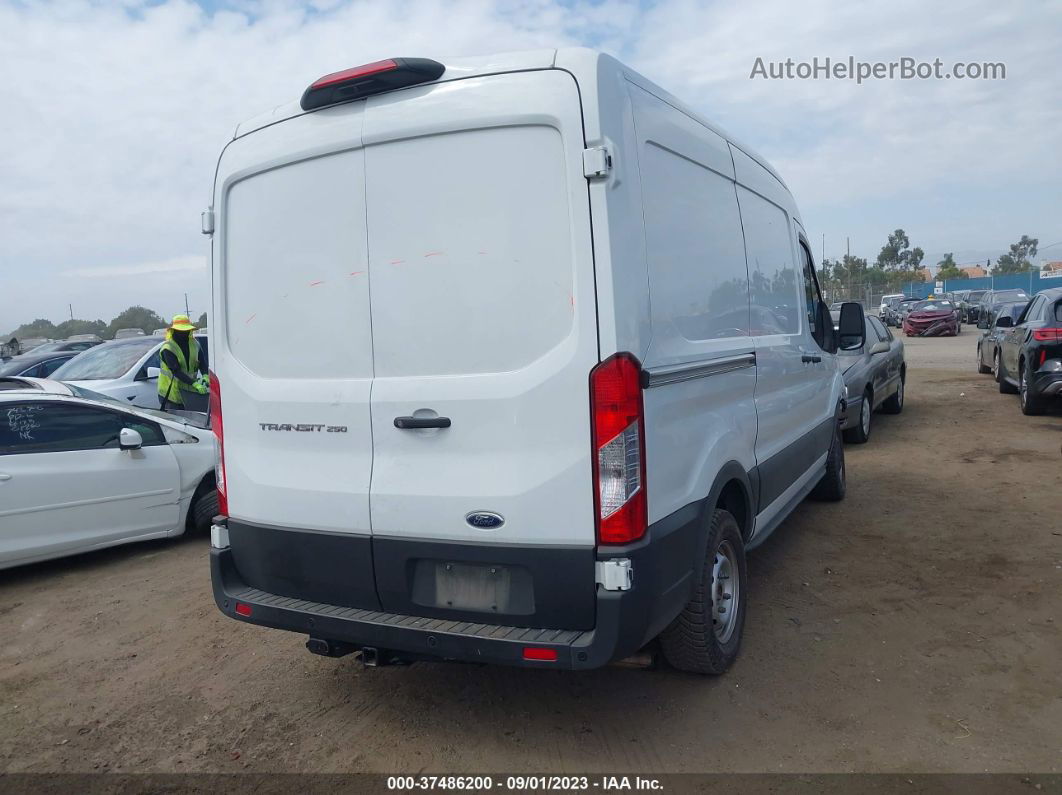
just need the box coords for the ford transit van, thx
[207,49,867,673]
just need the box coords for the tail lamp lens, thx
[590,353,647,545]
[209,371,227,517]
[1032,328,1062,342]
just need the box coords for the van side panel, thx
[627,85,758,526]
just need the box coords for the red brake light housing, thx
[1032,327,1062,342]
[300,57,445,111]
[209,370,227,517]
[590,353,647,545]
[522,647,558,662]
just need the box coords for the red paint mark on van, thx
[389,259,405,265]
[477,250,488,255]
[245,313,256,325]
[309,280,325,287]
[349,271,365,276]
[424,251,444,258]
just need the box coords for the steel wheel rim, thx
[861,395,871,436]
[711,540,740,643]
[1020,365,1027,407]
[897,379,904,407]
[993,353,1000,379]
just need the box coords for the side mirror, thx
[868,340,890,355]
[146,366,161,380]
[119,428,143,451]
[837,302,866,351]
[995,316,1013,328]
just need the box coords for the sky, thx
[1,0,1060,331]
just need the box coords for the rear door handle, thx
[801,354,822,363]
[394,416,451,429]
[0,473,11,481]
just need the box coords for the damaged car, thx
[903,299,960,337]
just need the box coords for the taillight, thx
[300,57,445,111]
[209,371,227,517]
[590,353,647,545]
[1032,328,1062,342]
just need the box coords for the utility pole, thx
[68,304,73,321]
[846,236,851,300]
[184,293,190,317]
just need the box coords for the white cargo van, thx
[206,49,867,673]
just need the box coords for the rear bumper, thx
[209,503,705,670]
[1031,371,1062,397]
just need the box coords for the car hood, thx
[908,310,952,320]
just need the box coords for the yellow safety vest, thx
[158,336,201,406]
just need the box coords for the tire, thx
[191,489,219,532]
[997,352,1018,394]
[660,509,747,675]
[881,373,904,414]
[810,425,846,501]
[976,345,991,374]
[843,388,872,444]
[1019,360,1046,416]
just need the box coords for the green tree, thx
[55,318,107,338]
[7,318,58,340]
[935,253,964,281]
[106,306,165,339]
[992,235,1039,274]
[196,312,208,328]
[876,229,926,289]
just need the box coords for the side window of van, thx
[798,241,829,350]
[738,187,799,336]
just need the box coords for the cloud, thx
[61,255,207,279]
[0,0,1059,327]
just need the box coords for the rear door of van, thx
[362,71,601,628]
[216,103,381,609]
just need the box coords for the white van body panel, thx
[215,103,374,535]
[362,71,598,545]
[622,83,757,526]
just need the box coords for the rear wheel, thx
[810,425,846,501]
[843,388,872,444]
[1019,360,1046,415]
[660,509,747,675]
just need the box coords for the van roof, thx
[231,47,787,194]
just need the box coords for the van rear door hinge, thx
[595,558,632,591]
[201,208,215,236]
[583,146,612,179]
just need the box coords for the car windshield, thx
[51,339,156,380]
[26,341,65,353]
[914,300,953,312]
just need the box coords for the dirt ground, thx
[1,333,1060,775]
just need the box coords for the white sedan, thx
[0,377,218,570]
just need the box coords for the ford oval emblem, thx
[465,511,504,530]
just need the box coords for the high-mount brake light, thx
[589,353,647,545]
[300,57,445,111]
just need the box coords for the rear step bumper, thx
[213,546,627,668]
[210,502,703,670]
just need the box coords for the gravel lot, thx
[1,332,1060,775]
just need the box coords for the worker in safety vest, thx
[158,314,208,410]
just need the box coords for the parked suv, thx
[206,49,865,674]
[995,287,1062,414]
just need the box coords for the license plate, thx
[434,562,512,613]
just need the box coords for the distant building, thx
[1041,261,1062,273]
[959,265,988,278]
